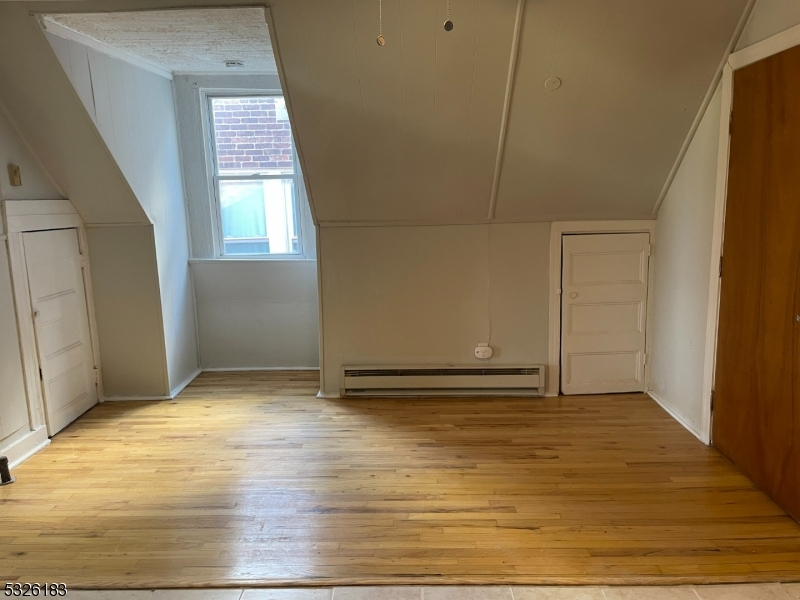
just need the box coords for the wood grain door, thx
[713,45,800,520]
[561,233,651,395]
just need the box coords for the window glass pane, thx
[219,179,299,255]
[211,97,295,176]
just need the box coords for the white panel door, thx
[561,233,650,395]
[23,229,97,435]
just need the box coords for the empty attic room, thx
[1,0,800,598]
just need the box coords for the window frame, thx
[202,91,307,260]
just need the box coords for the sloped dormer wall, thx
[0,3,171,397]
[46,32,199,395]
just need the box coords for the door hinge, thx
[719,256,723,278]
[710,390,715,412]
[728,111,734,136]
[646,244,651,257]
[39,367,43,381]
[93,368,100,385]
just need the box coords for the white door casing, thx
[560,232,651,395]
[23,228,98,435]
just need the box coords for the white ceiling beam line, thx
[315,213,658,228]
[38,16,173,81]
[487,0,526,221]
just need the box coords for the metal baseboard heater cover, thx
[341,365,545,397]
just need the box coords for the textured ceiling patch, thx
[43,8,276,74]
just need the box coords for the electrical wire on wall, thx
[485,226,493,348]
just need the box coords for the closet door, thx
[713,44,800,520]
[560,233,651,395]
[23,228,98,435]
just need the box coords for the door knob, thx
[570,292,578,299]
[796,314,800,322]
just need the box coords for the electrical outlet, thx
[474,344,493,360]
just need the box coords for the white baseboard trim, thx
[647,390,708,445]
[202,367,320,372]
[103,369,200,402]
[103,368,320,401]
[103,395,172,401]
[168,368,202,398]
[4,427,50,468]
[317,391,341,399]
[544,391,559,397]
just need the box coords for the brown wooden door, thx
[713,45,800,520]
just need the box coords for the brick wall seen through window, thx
[211,97,294,175]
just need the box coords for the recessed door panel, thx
[48,363,92,414]
[568,302,643,335]
[567,351,641,386]
[561,233,650,395]
[570,252,646,286]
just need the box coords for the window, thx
[208,96,301,256]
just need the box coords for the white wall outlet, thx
[474,343,493,360]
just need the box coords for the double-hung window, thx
[208,95,301,256]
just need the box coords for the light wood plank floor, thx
[2,371,800,588]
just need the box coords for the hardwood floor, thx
[2,371,800,588]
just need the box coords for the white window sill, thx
[189,257,316,264]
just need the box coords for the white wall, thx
[48,32,198,394]
[0,103,63,201]
[649,85,722,438]
[192,260,319,369]
[174,73,319,371]
[736,0,800,49]
[318,222,550,394]
[85,225,169,397]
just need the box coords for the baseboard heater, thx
[341,365,545,397]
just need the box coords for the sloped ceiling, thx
[0,0,749,226]
[496,0,747,221]
[0,2,148,224]
[279,0,521,225]
[275,0,749,224]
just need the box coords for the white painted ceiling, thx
[42,8,276,74]
[275,0,749,224]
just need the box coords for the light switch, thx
[8,164,21,187]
